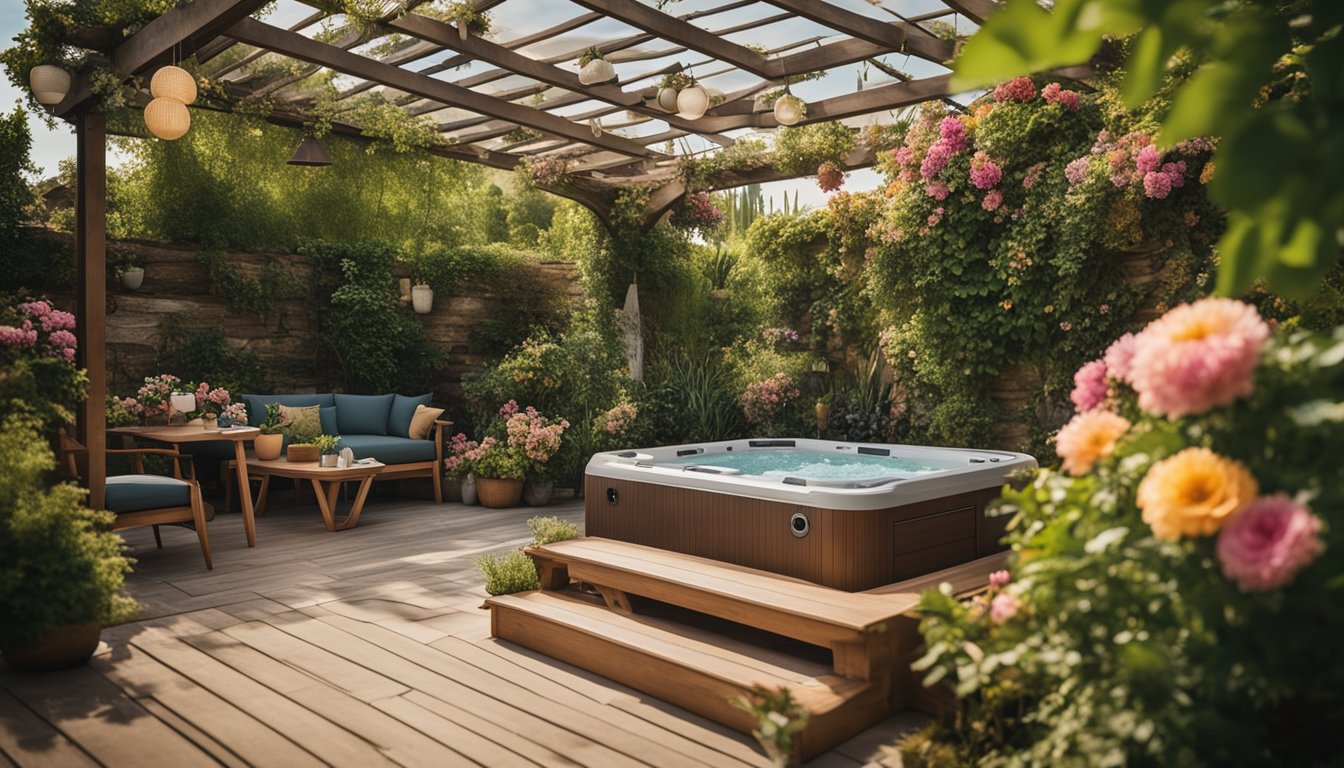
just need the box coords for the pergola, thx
[41,0,1086,509]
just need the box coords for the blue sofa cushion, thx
[240,393,334,427]
[335,394,394,436]
[320,405,339,436]
[105,475,191,513]
[337,435,437,465]
[388,394,432,438]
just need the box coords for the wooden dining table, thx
[108,425,262,547]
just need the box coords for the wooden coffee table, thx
[247,458,385,532]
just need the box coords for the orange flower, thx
[1137,448,1258,539]
[1055,410,1130,476]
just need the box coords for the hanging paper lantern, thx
[144,97,191,140]
[676,85,709,120]
[773,94,805,126]
[29,65,71,105]
[150,65,197,105]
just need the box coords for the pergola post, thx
[75,109,107,511]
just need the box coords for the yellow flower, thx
[1136,448,1257,539]
[1055,410,1130,476]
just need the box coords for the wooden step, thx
[527,538,920,653]
[863,551,1010,598]
[487,589,891,761]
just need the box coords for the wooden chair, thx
[60,431,213,570]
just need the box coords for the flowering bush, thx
[741,372,801,433]
[443,432,480,480]
[0,300,77,362]
[116,374,182,419]
[502,400,569,477]
[193,381,246,422]
[0,298,87,438]
[117,375,244,423]
[903,299,1343,766]
[448,401,568,480]
[669,192,724,236]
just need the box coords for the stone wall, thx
[49,235,582,405]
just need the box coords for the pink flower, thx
[938,117,967,153]
[969,151,1002,190]
[1103,333,1138,384]
[993,76,1036,103]
[1022,162,1045,189]
[1142,170,1173,199]
[1217,495,1324,592]
[990,593,1020,623]
[499,400,519,416]
[0,325,38,347]
[988,570,1010,588]
[1041,84,1079,110]
[1056,409,1130,476]
[893,146,914,165]
[1065,157,1090,187]
[925,181,949,201]
[920,141,954,179]
[981,188,1003,212]
[1129,298,1270,417]
[1135,145,1161,174]
[1070,359,1109,412]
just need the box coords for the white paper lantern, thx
[578,58,615,86]
[655,87,679,112]
[144,97,191,140]
[676,85,709,120]
[29,65,71,105]
[150,65,197,105]
[773,94,805,126]
[170,392,197,415]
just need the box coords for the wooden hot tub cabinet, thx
[584,475,1009,592]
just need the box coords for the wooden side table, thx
[246,458,386,531]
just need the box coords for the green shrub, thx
[155,323,270,394]
[477,550,539,596]
[527,515,580,546]
[0,416,138,647]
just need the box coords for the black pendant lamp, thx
[288,135,332,166]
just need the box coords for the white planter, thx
[461,473,478,505]
[320,454,339,468]
[656,87,679,112]
[773,94,805,126]
[579,58,615,85]
[121,267,144,290]
[676,85,709,120]
[29,65,71,106]
[411,284,434,314]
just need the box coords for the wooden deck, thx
[0,493,926,766]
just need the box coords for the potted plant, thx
[577,47,615,86]
[411,277,434,314]
[502,404,569,507]
[119,263,144,290]
[254,402,285,461]
[0,418,138,671]
[442,0,491,40]
[444,432,480,505]
[313,434,341,467]
[287,440,319,463]
[466,437,528,508]
[191,382,240,430]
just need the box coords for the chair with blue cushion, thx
[60,431,213,570]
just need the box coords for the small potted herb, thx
[313,434,342,467]
[577,47,615,85]
[254,402,285,461]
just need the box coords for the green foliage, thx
[195,249,300,316]
[301,240,443,394]
[256,402,284,435]
[654,353,744,443]
[678,141,770,191]
[527,515,580,546]
[312,434,341,455]
[772,122,856,177]
[155,323,269,395]
[476,550,539,596]
[732,685,810,767]
[0,298,88,438]
[0,107,34,263]
[953,0,1344,299]
[0,416,138,647]
[405,242,507,295]
[907,320,1344,766]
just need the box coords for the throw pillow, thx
[320,405,339,436]
[388,393,433,438]
[334,393,395,436]
[408,404,447,440]
[278,404,322,443]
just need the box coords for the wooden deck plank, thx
[0,688,98,768]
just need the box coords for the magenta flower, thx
[925,181,950,201]
[1129,298,1270,417]
[1217,495,1324,592]
[993,76,1036,103]
[1136,145,1161,174]
[893,146,914,165]
[1041,82,1080,110]
[981,188,1003,212]
[938,117,967,153]
[1070,359,1109,413]
[920,140,954,179]
[1142,170,1173,199]
[990,593,1020,623]
[1103,332,1138,384]
[969,151,1002,190]
[0,325,38,347]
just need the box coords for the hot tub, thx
[584,438,1037,591]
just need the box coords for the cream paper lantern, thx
[29,65,71,106]
[773,93,805,126]
[676,85,709,120]
[144,97,191,140]
[150,65,197,105]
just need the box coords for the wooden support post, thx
[75,109,107,511]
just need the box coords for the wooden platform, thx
[1,494,930,766]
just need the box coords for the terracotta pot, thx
[523,478,554,506]
[254,433,283,461]
[2,622,101,671]
[461,473,478,505]
[476,477,524,508]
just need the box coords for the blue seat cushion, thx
[320,405,339,436]
[105,475,191,513]
[240,393,335,427]
[337,435,436,465]
[388,394,432,438]
[334,394,395,436]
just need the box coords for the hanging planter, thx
[773,93,806,126]
[411,284,434,314]
[676,84,709,120]
[656,72,693,113]
[120,266,144,290]
[656,87,679,112]
[444,1,491,40]
[29,64,71,106]
[578,47,615,85]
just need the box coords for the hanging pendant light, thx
[676,84,709,120]
[288,135,332,166]
[150,65,197,105]
[144,97,191,140]
[773,93,805,126]
[29,65,71,105]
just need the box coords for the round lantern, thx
[676,85,709,120]
[150,65,197,105]
[144,97,191,140]
[578,58,615,86]
[773,94,805,126]
[29,65,71,106]
[655,86,679,112]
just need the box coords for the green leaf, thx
[950,0,1111,92]
[1121,27,1167,107]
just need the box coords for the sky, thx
[0,0,884,209]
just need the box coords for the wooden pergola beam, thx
[225,17,664,159]
[940,0,1000,25]
[762,0,915,48]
